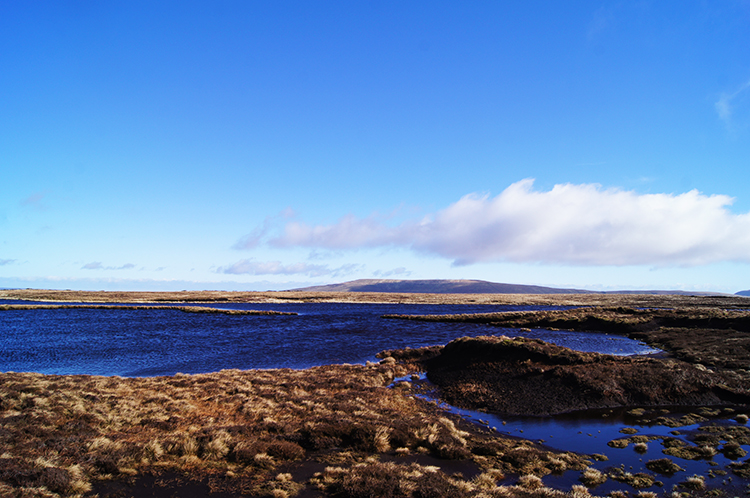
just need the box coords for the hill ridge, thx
[292,279,738,296]
[292,279,593,294]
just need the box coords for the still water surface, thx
[2,300,747,492]
[0,301,656,376]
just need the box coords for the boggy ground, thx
[378,304,750,496]
[3,292,750,497]
[1,361,599,498]
[3,289,750,307]
[381,306,750,412]
[380,335,745,416]
[0,304,296,316]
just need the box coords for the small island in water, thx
[0,288,749,498]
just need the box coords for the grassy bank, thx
[3,292,750,497]
[1,361,594,497]
[0,304,296,316]
[3,289,749,307]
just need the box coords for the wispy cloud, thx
[20,192,50,211]
[0,259,16,266]
[234,208,296,250]
[587,5,615,41]
[264,179,750,267]
[218,260,362,277]
[0,276,314,292]
[373,267,411,278]
[82,262,137,270]
[715,79,750,128]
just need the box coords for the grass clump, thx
[679,474,706,490]
[662,444,717,460]
[645,458,685,475]
[607,468,656,489]
[607,439,630,449]
[633,442,648,454]
[0,363,591,497]
[579,468,607,487]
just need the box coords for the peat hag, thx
[3,294,750,497]
[383,307,750,416]
[382,335,739,416]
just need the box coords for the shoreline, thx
[2,292,750,497]
[0,303,297,316]
[3,288,750,308]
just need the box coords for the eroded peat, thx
[4,295,750,497]
[381,335,742,416]
[380,305,750,496]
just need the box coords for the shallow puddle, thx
[396,373,750,494]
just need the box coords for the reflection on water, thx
[0,301,655,377]
[464,407,748,493]
[2,300,746,492]
[399,373,750,493]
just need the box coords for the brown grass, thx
[0,304,296,315]
[3,288,749,307]
[0,362,590,497]
[4,290,748,496]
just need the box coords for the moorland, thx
[1,289,749,498]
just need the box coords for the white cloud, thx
[270,214,399,249]
[82,262,137,270]
[267,179,750,267]
[373,267,411,277]
[234,208,297,250]
[218,259,362,277]
[0,276,311,292]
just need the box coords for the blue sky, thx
[2,1,750,293]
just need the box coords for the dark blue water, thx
[0,301,656,377]
[398,372,750,493]
[453,404,749,493]
[4,300,744,493]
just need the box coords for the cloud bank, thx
[265,179,750,267]
[82,262,136,270]
[219,260,362,277]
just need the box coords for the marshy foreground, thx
[1,290,749,498]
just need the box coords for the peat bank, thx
[1,289,749,498]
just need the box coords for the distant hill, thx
[737,290,750,297]
[603,290,732,296]
[292,279,594,294]
[292,279,735,296]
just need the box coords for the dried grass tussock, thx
[0,362,590,497]
[0,303,296,316]
[4,288,749,307]
[4,290,750,496]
